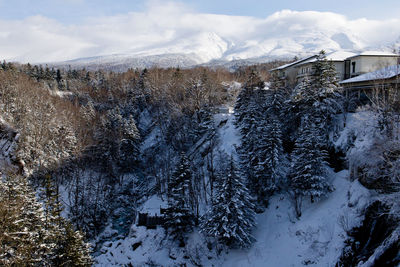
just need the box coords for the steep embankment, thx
[0,117,23,175]
[94,110,382,266]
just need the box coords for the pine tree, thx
[290,117,331,218]
[292,51,343,147]
[235,70,287,209]
[118,114,141,173]
[201,156,256,249]
[0,175,51,265]
[236,71,288,209]
[41,174,93,266]
[94,107,141,175]
[0,175,92,266]
[309,51,342,147]
[253,116,286,201]
[234,68,264,127]
[52,221,93,266]
[164,152,195,246]
[260,83,287,191]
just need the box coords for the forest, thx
[0,51,399,266]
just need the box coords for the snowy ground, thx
[214,112,240,156]
[95,170,370,267]
[95,110,373,266]
[219,170,369,267]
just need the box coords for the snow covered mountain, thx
[42,9,400,71]
[51,32,394,71]
[50,29,377,71]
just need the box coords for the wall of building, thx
[285,66,299,86]
[333,61,345,80]
[296,61,345,82]
[350,56,398,76]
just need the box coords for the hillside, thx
[1,54,400,266]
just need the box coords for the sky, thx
[1,0,400,23]
[0,0,400,63]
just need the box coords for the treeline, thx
[0,59,285,259]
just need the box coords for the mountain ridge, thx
[48,29,398,71]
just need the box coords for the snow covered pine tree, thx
[0,175,92,266]
[164,152,195,247]
[290,117,331,218]
[201,155,256,249]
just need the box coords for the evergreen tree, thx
[52,221,92,266]
[0,175,92,266]
[41,174,93,266]
[235,70,287,209]
[94,107,141,175]
[201,156,256,248]
[261,82,287,191]
[0,175,51,265]
[164,152,195,246]
[253,116,286,202]
[234,68,264,127]
[236,70,288,209]
[290,117,331,218]
[291,50,343,148]
[118,114,141,173]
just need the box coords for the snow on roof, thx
[271,51,398,72]
[340,64,400,84]
[326,51,357,61]
[296,51,356,67]
[347,51,398,58]
[270,55,317,71]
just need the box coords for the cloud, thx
[0,2,399,63]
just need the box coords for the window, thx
[352,62,356,73]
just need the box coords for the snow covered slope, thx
[0,117,21,175]
[220,171,369,267]
[94,171,370,266]
[53,53,203,72]
[94,110,373,266]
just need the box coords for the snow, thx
[271,55,317,71]
[298,51,357,67]
[354,51,398,57]
[94,170,371,266]
[0,118,19,175]
[334,111,378,152]
[340,64,400,84]
[139,195,168,215]
[214,112,240,156]
[94,110,377,267]
[49,90,74,98]
[219,170,369,267]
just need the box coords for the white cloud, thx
[0,2,400,63]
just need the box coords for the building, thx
[295,51,356,83]
[270,55,317,87]
[340,64,400,103]
[271,51,399,87]
[343,51,399,79]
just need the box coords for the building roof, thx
[296,51,356,67]
[346,51,398,59]
[271,50,399,72]
[340,64,400,84]
[270,55,318,71]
